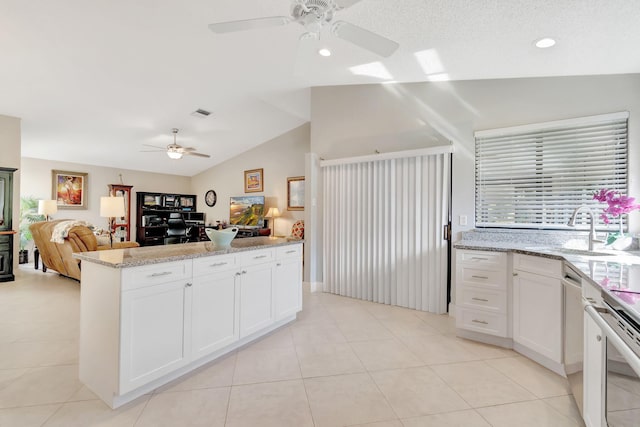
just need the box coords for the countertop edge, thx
[73,238,304,269]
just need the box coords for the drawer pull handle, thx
[471,257,488,261]
[471,275,489,280]
[472,319,489,325]
[150,271,172,278]
[254,255,268,259]
[185,282,192,287]
[235,272,242,277]
[242,270,247,274]
[277,263,282,267]
[472,297,489,302]
[286,250,296,254]
[210,262,228,267]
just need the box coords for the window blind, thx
[475,112,629,231]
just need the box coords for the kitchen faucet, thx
[567,206,606,251]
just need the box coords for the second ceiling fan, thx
[208,0,399,58]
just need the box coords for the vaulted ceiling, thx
[2,0,639,176]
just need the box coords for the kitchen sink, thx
[552,248,618,257]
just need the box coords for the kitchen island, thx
[74,237,303,409]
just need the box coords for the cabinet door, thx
[191,270,239,359]
[239,263,275,338]
[275,257,302,321]
[120,280,190,394]
[513,270,563,363]
[583,312,604,427]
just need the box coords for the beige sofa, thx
[30,219,139,281]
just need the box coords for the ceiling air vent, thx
[191,109,212,118]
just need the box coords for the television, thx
[229,196,265,228]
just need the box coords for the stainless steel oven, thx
[586,292,640,426]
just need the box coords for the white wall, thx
[0,115,21,273]
[20,157,191,235]
[190,123,309,238]
[311,74,640,238]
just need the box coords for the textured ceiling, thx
[1,0,639,176]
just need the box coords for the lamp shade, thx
[167,151,183,160]
[100,196,125,218]
[38,200,58,217]
[265,207,281,218]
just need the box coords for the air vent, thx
[191,109,212,118]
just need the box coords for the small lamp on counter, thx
[100,196,125,247]
[265,207,281,238]
[38,200,57,221]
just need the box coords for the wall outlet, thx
[459,215,468,226]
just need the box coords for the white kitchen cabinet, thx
[120,279,190,394]
[79,242,303,409]
[275,254,302,320]
[239,261,276,338]
[513,254,563,366]
[583,309,605,427]
[191,269,239,360]
[455,249,509,338]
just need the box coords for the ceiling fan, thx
[208,0,399,58]
[142,129,211,160]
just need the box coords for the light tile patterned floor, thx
[0,265,585,426]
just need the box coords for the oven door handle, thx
[585,304,640,377]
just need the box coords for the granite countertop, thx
[73,237,303,268]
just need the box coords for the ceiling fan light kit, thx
[141,128,211,160]
[208,0,399,58]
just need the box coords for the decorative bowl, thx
[205,227,239,247]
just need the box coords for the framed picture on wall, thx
[244,168,264,193]
[287,176,305,211]
[52,170,88,209]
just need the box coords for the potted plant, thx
[19,196,45,264]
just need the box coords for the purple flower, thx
[593,188,640,224]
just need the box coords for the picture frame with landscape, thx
[52,170,88,209]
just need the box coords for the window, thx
[475,112,629,231]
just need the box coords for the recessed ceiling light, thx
[535,37,556,49]
[318,48,331,57]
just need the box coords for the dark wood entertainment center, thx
[136,191,206,246]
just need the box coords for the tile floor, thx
[0,265,585,426]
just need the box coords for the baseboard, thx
[448,303,456,318]
[456,328,513,349]
[513,342,567,377]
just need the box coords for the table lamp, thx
[100,196,126,247]
[38,200,58,221]
[265,207,281,238]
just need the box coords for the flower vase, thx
[609,215,633,250]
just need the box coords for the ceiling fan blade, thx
[179,147,197,152]
[331,21,399,57]
[208,16,292,34]
[335,0,365,8]
[184,152,211,158]
[140,150,164,153]
[142,143,167,150]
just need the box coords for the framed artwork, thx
[244,168,264,193]
[52,170,88,209]
[287,176,305,211]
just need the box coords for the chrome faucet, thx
[567,206,606,251]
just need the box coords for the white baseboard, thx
[448,303,456,318]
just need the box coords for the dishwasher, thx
[563,262,584,416]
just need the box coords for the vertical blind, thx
[322,151,450,314]
[475,112,629,231]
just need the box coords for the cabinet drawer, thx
[192,254,237,276]
[513,254,562,279]
[458,266,506,290]
[457,308,508,337]
[457,286,507,314]
[457,250,506,267]
[239,248,275,265]
[122,261,192,291]
[276,244,302,259]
